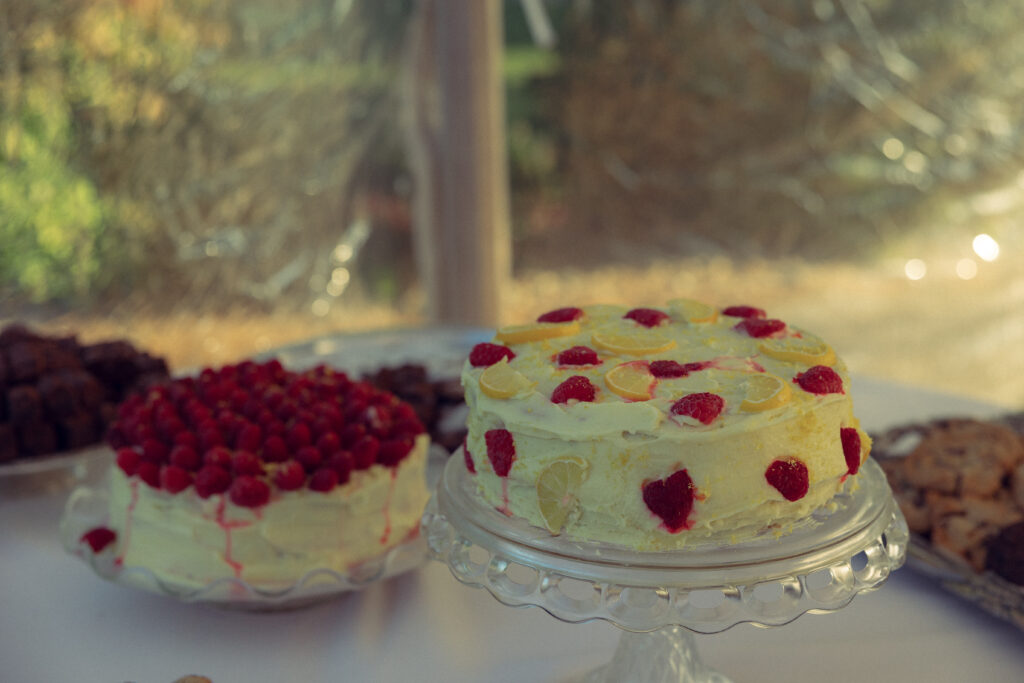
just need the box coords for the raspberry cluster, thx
[108,360,425,507]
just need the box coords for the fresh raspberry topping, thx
[624,308,669,328]
[235,423,262,452]
[168,444,200,471]
[722,305,765,319]
[262,435,289,463]
[555,346,600,366]
[551,375,597,404]
[116,448,141,476]
[194,465,232,498]
[642,470,696,532]
[274,460,306,491]
[765,458,809,501]
[316,432,342,458]
[463,438,476,474]
[795,365,844,394]
[295,445,323,471]
[378,438,414,467]
[670,392,725,425]
[203,446,233,469]
[80,527,117,553]
[326,451,354,484]
[840,427,862,475]
[649,360,709,378]
[469,342,516,368]
[308,467,339,492]
[173,431,199,450]
[229,475,271,507]
[536,307,583,323]
[485,429,516,477]
[733,318,786,338]
[160,465,192,494]
[351,435,380,469]
[136,461,160,488]
[285,422,312,450]
[141,438,168,464]
[231,450,265,476]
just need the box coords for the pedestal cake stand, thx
[421,454,908,683]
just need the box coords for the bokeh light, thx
[956,258,978,280]
[904,259,927,280]
[972,233,1000,261]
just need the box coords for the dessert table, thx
[3,355,1023,681]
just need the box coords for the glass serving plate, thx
[60,484,429,611]
[0,444,112,496]
[422,454,908,682]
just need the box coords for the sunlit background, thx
[1,0,1022,406]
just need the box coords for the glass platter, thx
[422,453,908,682]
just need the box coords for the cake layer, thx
[461,302,870,549]
[109,435,429,587]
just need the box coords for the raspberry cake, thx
[84,360,429,588]
[460,301,871,549]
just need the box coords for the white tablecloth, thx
[2,375,1022,683]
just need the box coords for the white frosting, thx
[108,435,430,587]
[462,304,870,549]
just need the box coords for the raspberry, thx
[173,431,200,450]
[203,446,233,469]
[555,346,600,366]
[649,360,709,378]
[308,467,339,492]
[469,343,517,368]
[840,427,862,475]
[286,421,312,450]
[642,470,695,532]
[140,438,169,464]
[485,429,516,477]
[235,423,262,452]
[199,427,223,451]
[160,465,192,494]
[795,365,844,395]
[274,460,306,491]
[670,392,725,425]
[80,527,117,553]
[551,375,597,404]
[316,432,342,457]
[463,439,476,474]
[229,475,271,507]
[624,308,669,328]
[116,448,141,476]
[536,307,583,323]
[169,444,200,471]
[326,451,354,484]
[262,434,289,463]
[194,464,232,498]
[232,450,265,476]
[295,445,323,471]
[378,438,413,467]
[352,435,379,469]
[341,423,368,448]
[765,458,809,501]
[733,318,786,338]
[722,305,765,319]
[136,461,160,488]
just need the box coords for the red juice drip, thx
[498,478,512,516]
[215,498,255,578]
[115,480,140,567]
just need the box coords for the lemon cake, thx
[460,301,870,549]
[80,360,430,588]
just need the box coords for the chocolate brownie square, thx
[7,385,43,425]
[16,420,58,456]
[57,412,99,450]
[0,423,16,462]
[38,372,76,418]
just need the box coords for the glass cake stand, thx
[421,454,908,682]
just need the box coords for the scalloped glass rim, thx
[61,485,428,610]
[422,455,908,633]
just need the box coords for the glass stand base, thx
[574,627,732,683]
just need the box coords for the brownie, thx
[38,372,77,418]
[0,424,16,463]
[7,385,43,424]
[985,521,1024,585]
[16,420,58,456]
[57,412,99,451]
[6,343,47,384]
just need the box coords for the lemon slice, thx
[604,361,656,400]
[758,336,836,366]
[479,358,535,399]
[536,458,588,533]
[740,373,792,412]
[496,320,581,344]
[667,298,718,323]
[591,328,676,356]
